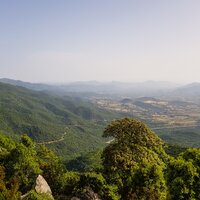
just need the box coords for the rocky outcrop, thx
[21,175,54,199]
[35,175,53,198]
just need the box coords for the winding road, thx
[37,132,67,145]
[36,124,200,145]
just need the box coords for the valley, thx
[1,79,200,157]
[1,79,200,198]
[91,96,200,147]
[0,82,126,160]
[92,97,200,127]
[1,2,200,198]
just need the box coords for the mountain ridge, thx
[0,82,123,159]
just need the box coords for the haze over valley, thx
[1,78,200,149]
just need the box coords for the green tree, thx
[75,172,119,200]
[5,135,41,193]
[37,145,65,195]
[65,150,103,172]
[167,158,197,200]
[180,148,200,199]
[126,161,166,200]
[57,171,80,198]
[167,148,200,199]
[102,118,167,199]
[0,165,21,200]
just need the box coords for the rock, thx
[35,175,52,195]
[72,186,101,200]
[21,175,54,199]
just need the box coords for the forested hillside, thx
[1,82,200,199]
[1,118,200,200]
[0,82,123,159]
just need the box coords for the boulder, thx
[21,175,54,199]
[35,175,52,195]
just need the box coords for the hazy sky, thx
[0,0,200,83]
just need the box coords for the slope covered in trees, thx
[1,118,200,199]
[0,82,124,159]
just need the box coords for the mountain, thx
[0,78,52,91]
[175,82,200,96]
[0,78,180,98]
[55,81,180,96]
[0,82,123,159]
[164,82,200,102]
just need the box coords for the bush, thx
[76,172,120,200]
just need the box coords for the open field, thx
[92,96,200,147]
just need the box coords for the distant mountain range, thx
[1,78,200,100]
[0,78,182,96]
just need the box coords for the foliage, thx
[37,145,65,195]
[103,118,166,156]
[0,131,16,152]
[167,158,198,200]
[58,171,80,196]
[5,135,41,193]
[125,161,167,200]
[167,148,200,199]
[65,149,103,172]
[102,118,167,199]
[0,165,21,200]
[0,82,124,159]
[2,116,200,199]
[75,172,120,200]
[180,148,200,169]
[165,144,188,157]
[23,190,53,200]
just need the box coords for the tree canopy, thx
[1,118,200,199]
[102,118,168,199]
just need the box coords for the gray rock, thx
[35,175,52,195]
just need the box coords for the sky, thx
[0,0,200,83]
